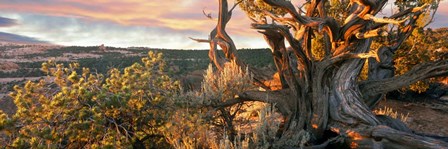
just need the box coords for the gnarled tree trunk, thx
[192,0,448,148]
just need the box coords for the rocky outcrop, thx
[0,62,19,71]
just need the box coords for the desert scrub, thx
[163,61,255,148]
[373,106,409,123]
[1,51,180,148]
[164,61,310,148]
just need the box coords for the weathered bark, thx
[371,126,448,149]
[361,59,448,97]
[259,29,290,89]
[195,0,448,148]
[326,122,448,149]
[330,39,380,126]
[364,8,430,108]
[191,0,272,89]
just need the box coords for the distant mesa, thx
[0,17,17,27]
[0,32,49,45]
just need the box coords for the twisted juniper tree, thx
[192,0,447,148]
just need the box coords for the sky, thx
[0,0,447,49]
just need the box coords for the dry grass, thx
[166,61,310,149]
[373,106,409,123]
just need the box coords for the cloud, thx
[0,0,446,49]
[0,16,17,27]
[428,1,448,28]
[0,1,211,31]
[429,13,448,28]
[0,16,47,44]
[0,0,269,49]
[0,13,220,49]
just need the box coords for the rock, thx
[0,62,19,71]
[440,95,448,101]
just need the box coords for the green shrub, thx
[1,51,180,148]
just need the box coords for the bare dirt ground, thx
[62,53,102,59]
[0,96,16,115]
[0,77,43,83]
[376,98,448,136]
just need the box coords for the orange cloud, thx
[0,1,194,29]
[0,0,269,38]
[0,0,331,39]
[1,0,445,48]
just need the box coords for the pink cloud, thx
[435,1,448,15]
[2,0,446,30]
[0,0,287,38]
[0,0,446,49]
[0,1,216,31]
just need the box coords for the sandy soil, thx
[0,62,19,71]
[63,53,102,59]
[376,98,448,136]
[2,45,61,57]
[0,77,44,83]
[0,96,16,115]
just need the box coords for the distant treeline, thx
[0,46,274,78]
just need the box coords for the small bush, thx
[1,51,180,148]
